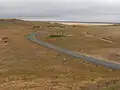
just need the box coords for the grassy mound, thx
[49,35,66,38]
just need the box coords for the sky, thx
[0,0,120,22]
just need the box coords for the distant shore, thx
[57,22,114,26]
[0,18,118,26]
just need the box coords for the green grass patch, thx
[49,35,66,38]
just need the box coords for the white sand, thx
[59,22,114,26]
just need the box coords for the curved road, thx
[27,33,120,70]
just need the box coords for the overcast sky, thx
[0,0,120,22]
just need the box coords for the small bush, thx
[49,35,66,38]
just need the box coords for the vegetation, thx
[0,19,120,89]
[39,23,120,63]
[102,84,120,90]
[49,34,66,38]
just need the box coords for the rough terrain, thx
[0,19,120,90]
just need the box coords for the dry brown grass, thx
[0,19,120,90]
[37,24,120,63]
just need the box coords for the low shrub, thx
[49,35,66,38]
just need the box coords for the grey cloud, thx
[0,0,120,22]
